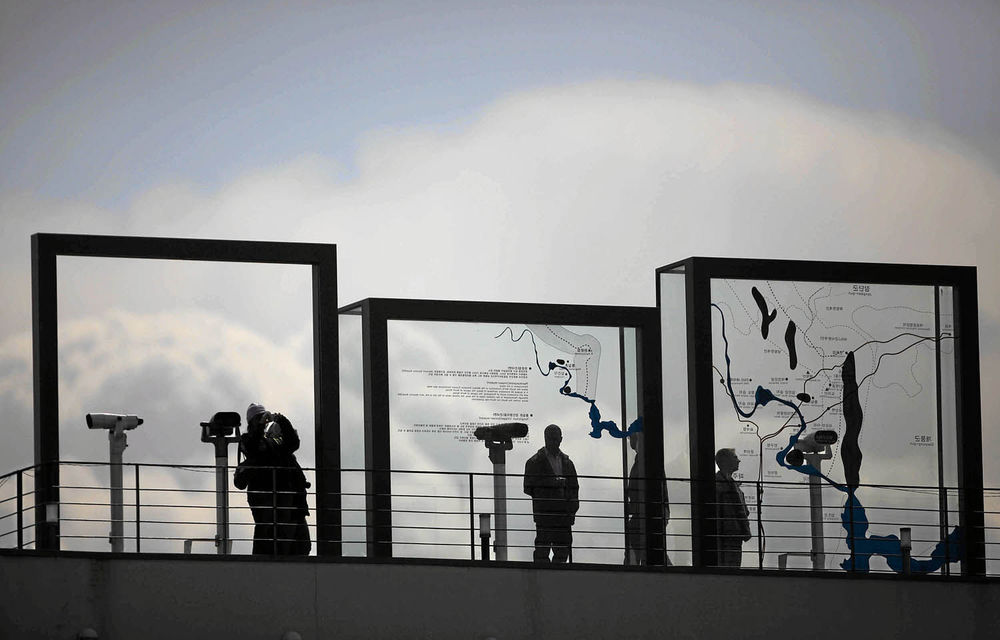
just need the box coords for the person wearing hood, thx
[234,402,311,556]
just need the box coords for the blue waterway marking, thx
[495,327,642,439]
[712,303,959,574]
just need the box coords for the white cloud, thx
[0,80,998,563]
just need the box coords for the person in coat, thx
[714,447,751,567]
[234,402,311,556]
[523,424,579,563]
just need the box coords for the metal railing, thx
[1,461,998,577]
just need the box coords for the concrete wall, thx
[2,553,999,639]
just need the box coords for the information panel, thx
[710,278,960,573]
[387,320,642,563]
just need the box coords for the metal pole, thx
[933,286,949,576]
[16,470,23,550]
[490,448,508,561]
[134,464,141,553]
[756,480,763,570]
[468,473,475,561]
[803,450,829,571]
[901,527,912,576]
[479,513,491,562]
[200,423,240,556]
[807,469,824,571]
[272,467,278,557]
[661,478,667,566]
[215,441,229,555]
[849,488,856,571]
[109,427,126,553]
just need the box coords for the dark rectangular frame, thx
[31,233,341,556]
[656,257,984,575]
[339,297,665,565]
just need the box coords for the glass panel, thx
[709,277,960,573]
[339,312,365,556]
[936,285,960,575]
[386,319,640,564]
[55,256,314,554]
[622,327,645,565]
[659,270,690,566]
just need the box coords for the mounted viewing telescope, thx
[474,423,528,451]
[475,422,528,561]
[87,413,143,430]
[85,412,145,553]
[786,429,838,570]
[200,411,242,555]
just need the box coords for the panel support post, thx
[314,249,342,556]
[362,300,393,558]
[637,314,666,567]
[687,260,717,568]
[954,272,985,576]
[32,234,60,551]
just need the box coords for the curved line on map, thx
[711,302,960,575]
[496,326,642,440]
[494,327,551,377]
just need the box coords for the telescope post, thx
[200,414,242,555]
[804,444,833,571]
[108,425,127,553]
[488,445,508,561]
[213,438,231,555]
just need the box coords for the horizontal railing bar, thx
[52,461,1000,492]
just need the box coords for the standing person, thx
[523,424,579,563]
[624,432,646,565]
[234,403,311,556]
[714,448,751,567]
[624,432,672,567]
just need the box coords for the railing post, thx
[900,527,912,576]
[16,469,23,550]
[468,473,475,561]
[943,487,951,570]
[848,489,856,572]
[271,467,278,556]
[661,478,667,567]
[134,464,141,553]
[757,480,763,570]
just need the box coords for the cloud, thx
[0,310,316,554]
[0,79,998,564]
[0,309,314,471]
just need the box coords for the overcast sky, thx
[1,1,998,553]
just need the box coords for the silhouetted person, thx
[625,432,671,566]
[625,432,646,565]
[715,447,751,567]
[234,403,311,555]
[523,424,579,563]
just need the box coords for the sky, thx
[0,1,998,559]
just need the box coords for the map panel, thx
[710,278,960,573]
[386,320,642,563]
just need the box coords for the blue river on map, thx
[496,327,641,439]
[548,360,643,439]
[713,303,960,574]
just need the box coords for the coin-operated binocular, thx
[785,429,838,571]
[473,422,528,562]
[200,411,242,554]
[85,413,145,553]
[784,429,838,467]
[201,411,241,441]
[474,422,528,463]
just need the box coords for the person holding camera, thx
[523,424,579,563]
[234,403,311,556]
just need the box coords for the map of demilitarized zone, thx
[495,324,641,439]
[710,279,961,573]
